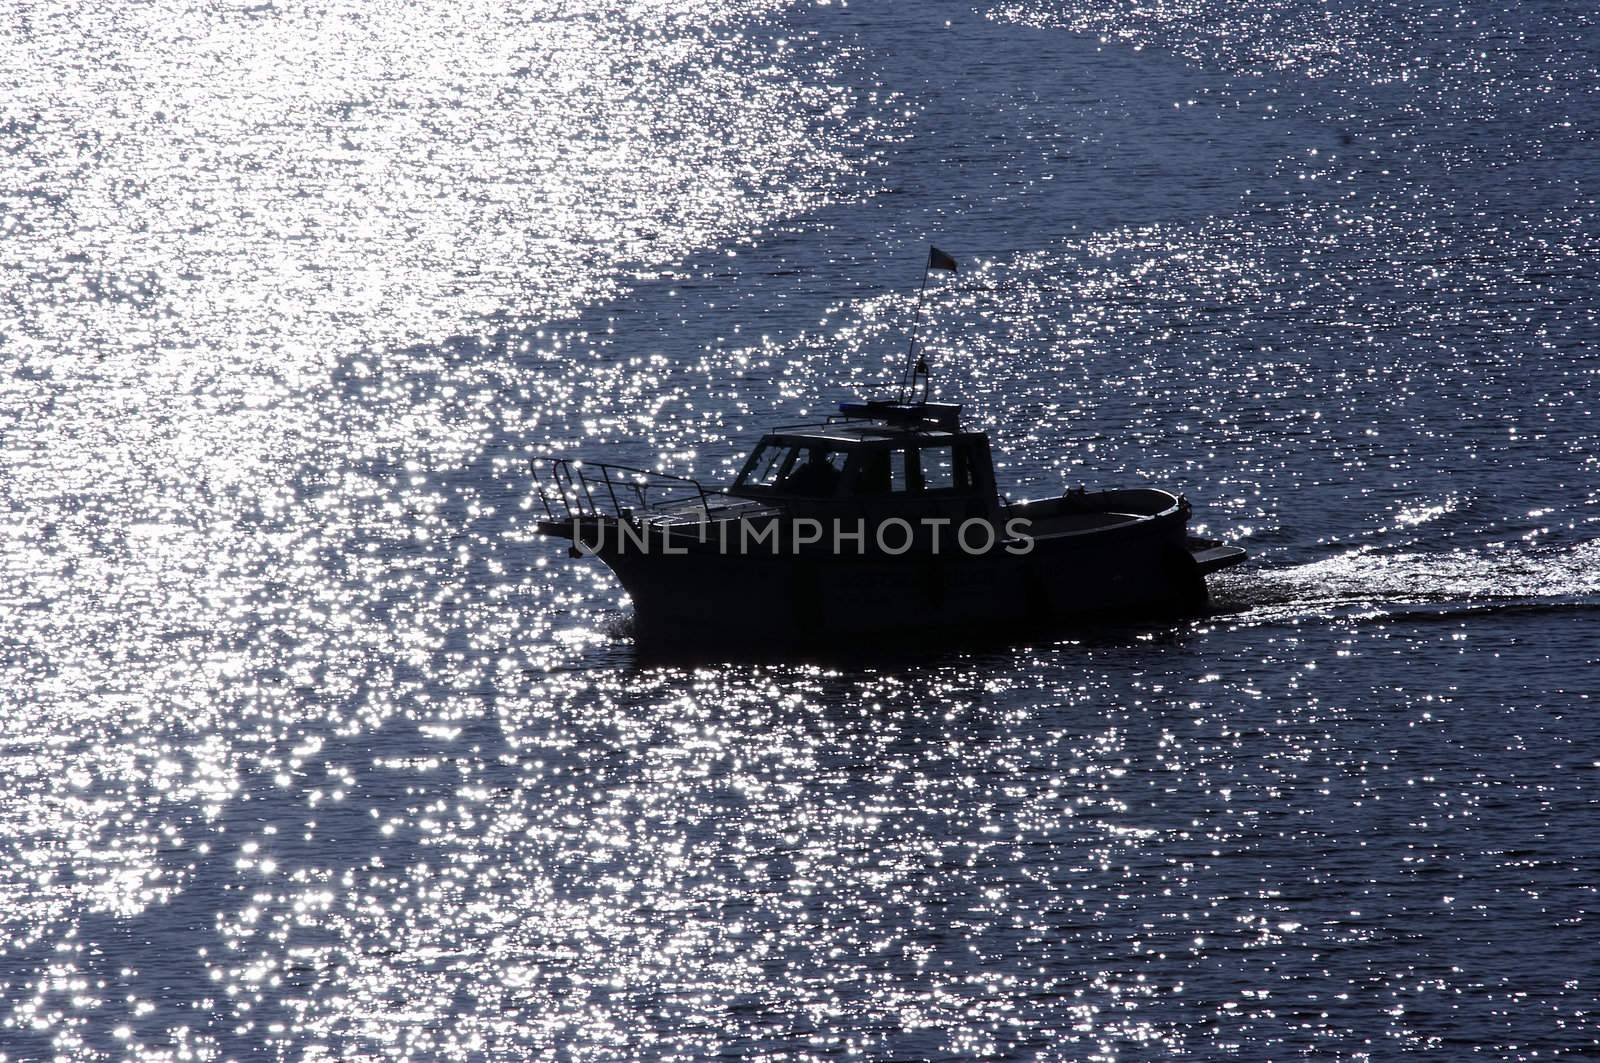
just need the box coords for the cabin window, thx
[849,447,910,495]
[740,442,850,495]
[915,444,971,492]
[918,445,956,491]
[742,443,793,488]
[778,447,846,496]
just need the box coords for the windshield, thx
[739,442,792,488]
[737,442,847,496]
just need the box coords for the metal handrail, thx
[767,417,849,433]
[530,457,724,523]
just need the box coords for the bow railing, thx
[529,457,723,524]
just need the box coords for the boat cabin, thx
[727,401,1002,521]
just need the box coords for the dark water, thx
[3,0,1599,1058]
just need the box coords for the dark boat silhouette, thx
[532,397,1244,650]
[533,249,1245,651]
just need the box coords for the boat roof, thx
[763,400,974,447]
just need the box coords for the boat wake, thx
[1209,539,1600,627]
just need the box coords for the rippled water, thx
[3,0,1598,1058]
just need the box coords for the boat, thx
[531,250,1246,652]
[531,395,1244,650]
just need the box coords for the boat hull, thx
[555,495,1234,650]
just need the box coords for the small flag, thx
[928,246,958,272]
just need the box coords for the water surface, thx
[2,0,1598,1058]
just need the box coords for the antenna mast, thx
[898,245,957,404]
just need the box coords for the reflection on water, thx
[3,0,1599,1058]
